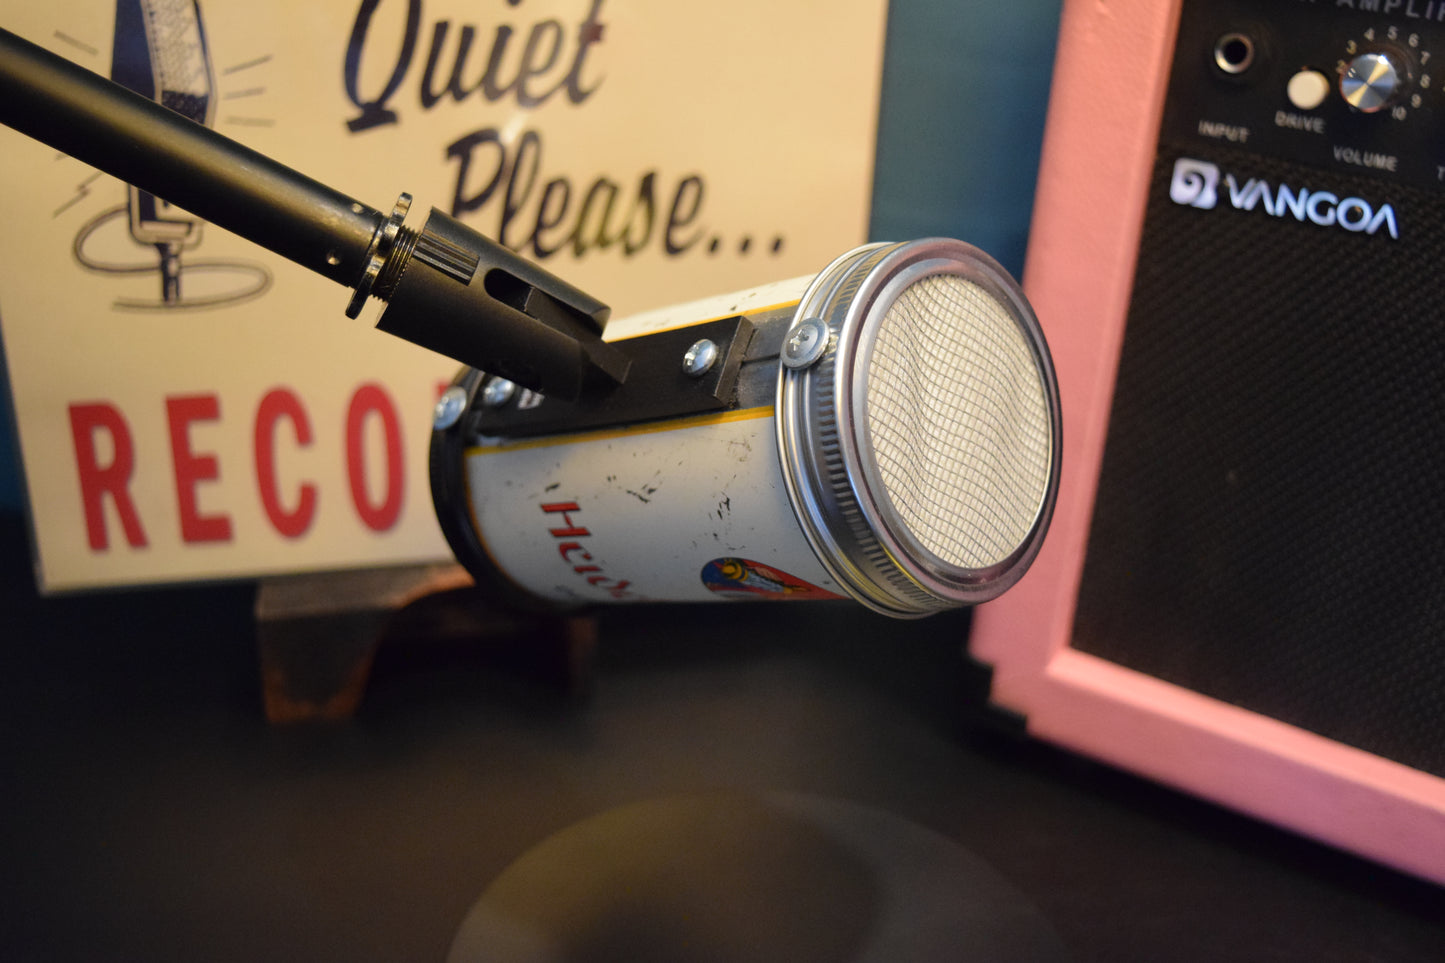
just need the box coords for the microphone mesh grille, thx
[865,275,1053,569]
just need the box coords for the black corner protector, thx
[958,653,1031,739]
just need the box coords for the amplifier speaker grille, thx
[1071,139,1445,779]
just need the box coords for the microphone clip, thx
[350,197,632,404]
[467,311,762,439]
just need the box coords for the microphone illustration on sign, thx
[69,0,271,310]
[112,0,212,302]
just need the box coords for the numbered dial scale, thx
[1339,26,1432,117]
[1162,4,1445,191]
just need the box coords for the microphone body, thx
[431,240,1062,618]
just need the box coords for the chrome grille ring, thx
[775,239,1061,616]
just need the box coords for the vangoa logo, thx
[1170,158,1220,209]
[1168,157,1400,239]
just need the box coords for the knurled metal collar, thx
[345,193,411,319]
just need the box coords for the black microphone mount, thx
[0,26,629,402]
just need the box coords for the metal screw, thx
[433,385,468,430]
[683,339,719,377]
[481,377,517,408]
[781,317,830,369]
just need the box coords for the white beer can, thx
[430,239,1060,618]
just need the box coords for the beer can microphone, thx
[0,31,1055,615]
[430,238,1061,618]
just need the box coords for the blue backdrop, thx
[870,0,1062,270]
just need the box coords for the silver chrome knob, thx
[1340,52,1403,112]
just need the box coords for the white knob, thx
[1287,70,1331,111]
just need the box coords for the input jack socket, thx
[1214,32,1256,75]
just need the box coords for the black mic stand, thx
[0,25,628,402]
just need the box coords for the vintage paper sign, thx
[0,0,885,590]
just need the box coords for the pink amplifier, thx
[967,0,1445,885]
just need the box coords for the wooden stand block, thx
[254,563,597,723]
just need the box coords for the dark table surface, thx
[2,512,1441,961]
